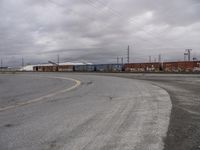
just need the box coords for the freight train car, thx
[86,65,96,72]
[33,65,57,72]
[33,65,74,72]
[163,61,200,72]
[74,65,85,72]
[58,65,73,72]
[33,61,200,73]
[124,63,162,72]
[163,62,176,72]
[74,65,96,72]
[193,61,200,72]
[108,64,123,72]
[95,64,109,72]
[95,64,123,72]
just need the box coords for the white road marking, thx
[0,76,81,112]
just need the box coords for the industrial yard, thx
[27,61,200,73]
[0,72,200,150]
[1,0,200,149]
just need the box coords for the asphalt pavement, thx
[0,73,171,150]
[93,73,200,150]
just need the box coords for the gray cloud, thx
[0,0,200,66]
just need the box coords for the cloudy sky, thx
[0,0,200,66]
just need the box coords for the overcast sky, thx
[0,0,200,66]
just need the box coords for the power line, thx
[84,0,191,50]
[84,0,161,46]
[85,0,161,40]
[50,0,188,52]
[47,0,196,63]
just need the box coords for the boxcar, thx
[85,65,95,72]
[74,65,85,72]
[58,65,73,72]
[124,63,161,72]
[108,64,123,72]
[95,64,110,72]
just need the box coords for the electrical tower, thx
[184,53,187,61]
[184,49,192,61]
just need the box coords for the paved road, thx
[93,73,200,150]
[0,73,171,150]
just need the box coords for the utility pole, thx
[22,57,24,67]
[121,57,123,64]
[57,54,60,65]
[57,54,60,72]
[158,54,161,62]
[127,45,130,64]
[185,49,192,61]
[117,57,119,64]
[149,56,151,63]
[0,58,3,69]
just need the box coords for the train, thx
[33,61,200,73]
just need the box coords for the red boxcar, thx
[124,63,161,72]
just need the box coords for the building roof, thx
[20,62,93,71]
